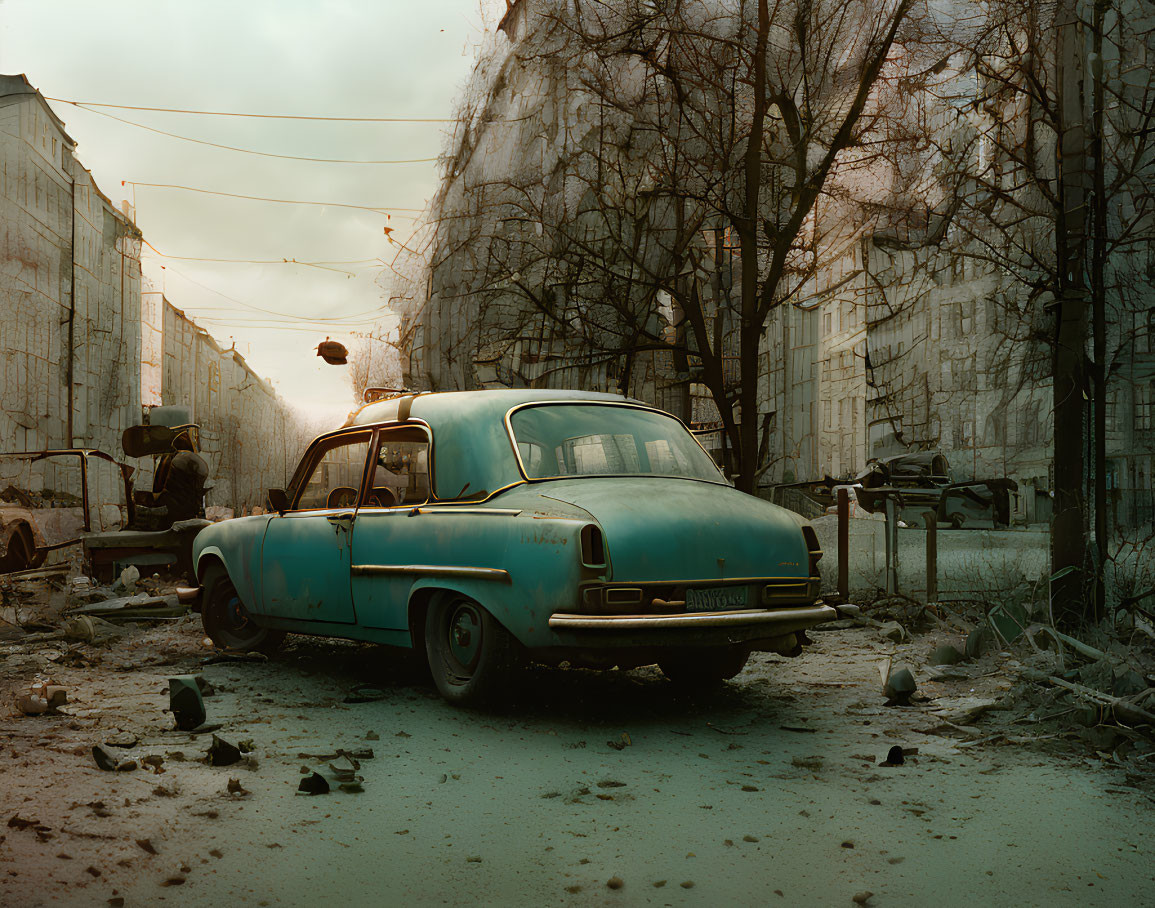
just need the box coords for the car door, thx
[260,429,372,624]
[350,425,433,631]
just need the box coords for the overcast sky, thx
[0,0,500,422]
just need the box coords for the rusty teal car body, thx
[192,389,835,705]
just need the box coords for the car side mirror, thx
[267,488,289,514]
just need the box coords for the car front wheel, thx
[425,594,520,706]
[201,566,285,654]
[658,646,749,686]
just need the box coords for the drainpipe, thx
[66,170,77,447]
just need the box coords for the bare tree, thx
[409,0,924,491]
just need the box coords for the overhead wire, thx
[46,97,457,123]
[55,102,442,164]
[160,263,393,325]
[127,182,422,216]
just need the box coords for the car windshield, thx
[510,404,725,483]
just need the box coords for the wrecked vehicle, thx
[0,450,136,573]
[192,390,834,705]
[853,452,1018,528]
[81,419,212,582]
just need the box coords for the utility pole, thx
[1052,0,1091,625]
[1089,0,1108,622]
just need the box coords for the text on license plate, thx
[685,586,747,612]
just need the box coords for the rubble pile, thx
[824,592,1155,764]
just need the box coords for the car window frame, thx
[360,423,434,511]
[285,428,375,512]
[503,400,727,485]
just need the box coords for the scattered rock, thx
[92,745,118,771]
[160,875,186,887]
[226,778,249,797]
[743,835,759,843]
[338,781,364,794]
[366,730,379,740]
[652,880,667,888]
[135,838,157,855]
[193,675,216,698]
[841,840,855,849]
[791,755,824,771]
[207,735,242,767]
[115,759,138,772]
[680,881,695,889]
[298,772,330,795]
[105,732,139,749]
[466,855,482,863]
[928,644,965,666]
[880,621,907,643]
[141,754,165,774]
[883,668,917,705]
[852,892,873,905]
[965,626,992,659]
[880,745,905,767]
[606,876,624,889]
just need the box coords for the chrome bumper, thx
[548,605,837,634]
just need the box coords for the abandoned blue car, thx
[192,389,834,705]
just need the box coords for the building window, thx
[823,312,832,336]
[1136,383,1155,431]
[1145,309,1155,354]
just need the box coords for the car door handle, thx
[326,513,353,527]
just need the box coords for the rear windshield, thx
[510,404,724,482]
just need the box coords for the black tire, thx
[201,565,285,653]
[424,593,520,706]
[659,647,750,686]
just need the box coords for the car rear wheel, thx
[425,594,520,706]
[202,566,285,654]
[659,646,749,686]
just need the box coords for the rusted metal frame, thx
[924,510,938,604]
[837,487,849,601]
[1,448,135,535]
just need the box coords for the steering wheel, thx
[326,486,359,509]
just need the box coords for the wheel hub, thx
[447,605,481,673]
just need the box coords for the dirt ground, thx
[2,585,1154,907]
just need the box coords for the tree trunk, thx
[734,0,770,494]
[1052,0,1090,626]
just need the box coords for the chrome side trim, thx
[548,605,837,631]
[351,564,511,583]
[412,507,522,516]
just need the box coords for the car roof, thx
[344,389,639,500]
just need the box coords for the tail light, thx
[580,524,606,568]
[801,525,822,577]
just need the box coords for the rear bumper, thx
[547,604,836,647]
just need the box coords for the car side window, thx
[366,427,431,508]
[294,433,372,510]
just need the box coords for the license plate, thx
[685,586,748,612]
